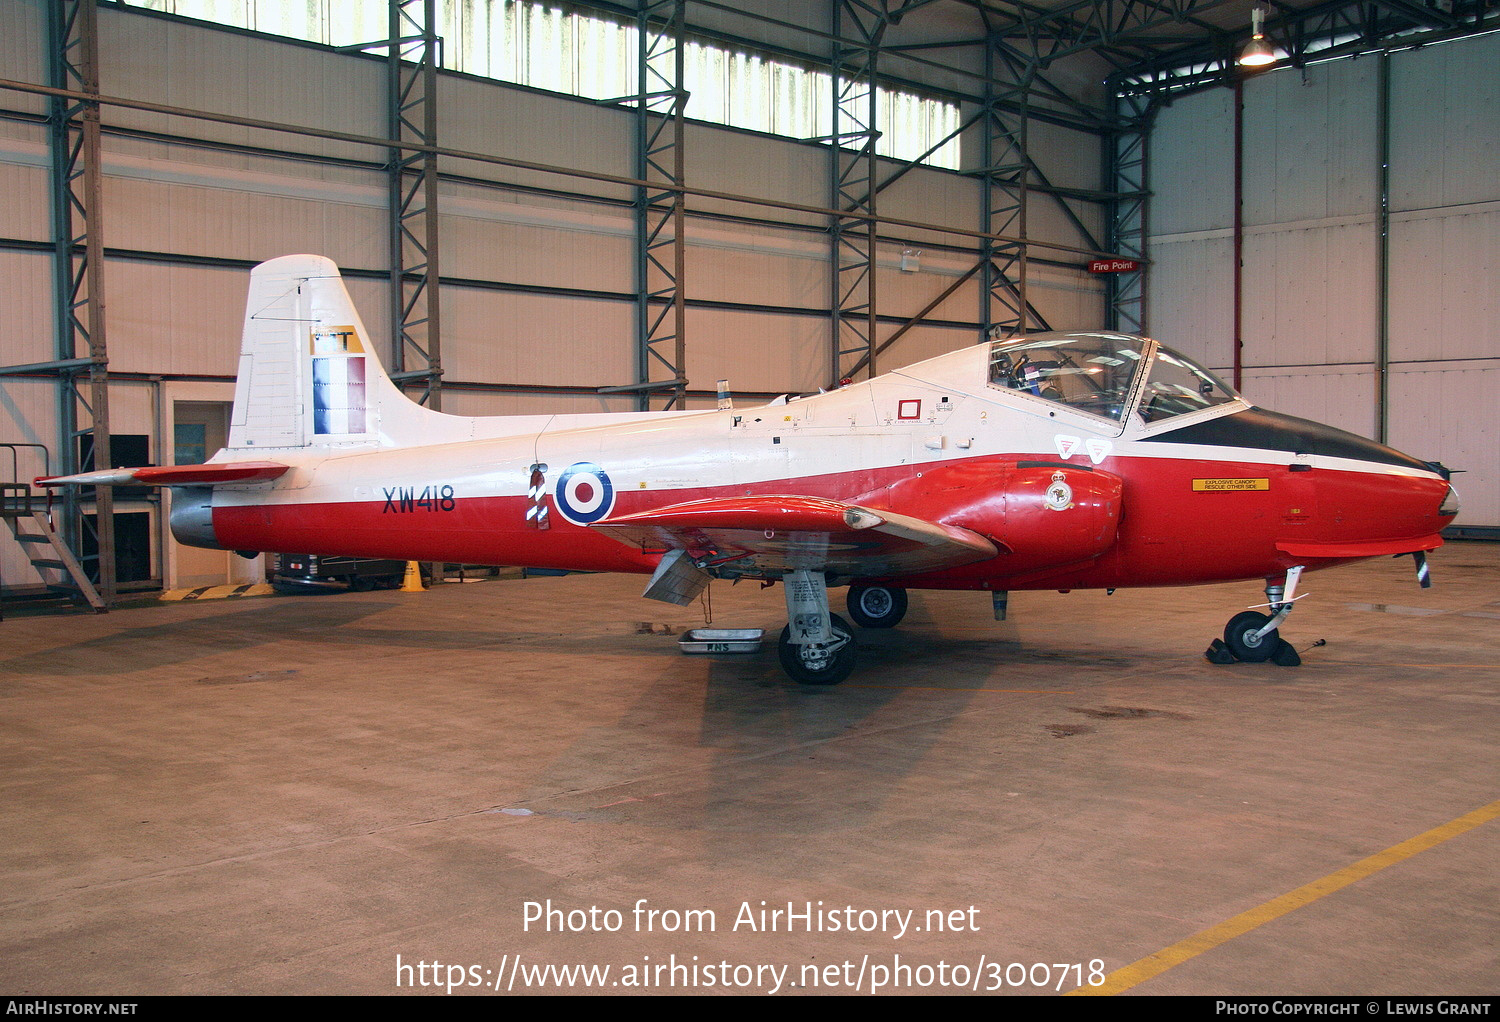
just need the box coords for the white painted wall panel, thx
[105,380,158,444]
[681,124,827,226]
[1390,35,1500,211]
[0,128,50,241]
[1388,364,1499,526]
[0,249,55,367]
[104,261,247,376]
[441,75,635,202]
[874,324,978,376]
[1240,220,1378,368]
[1389,208,1500,363]
[1024,268,1106,334]
[0,378,55,460]
[1150,89,1233,236]
[1242,59,1377,226]
[684,308,826,394]
[878,258,977,325]
[443,289,632,388]
[103,168,388,269]
[1146,233,1235,368]
[690,236,826,311]
[441,192,634,296]
[100,8,383,164]
[877,162,990,242]
[1239,364,1376,439]
[2,0,47,117]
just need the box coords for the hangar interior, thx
[2,0,1499,999]
[0,0,1495,601]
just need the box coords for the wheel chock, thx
[1204,638,1237,664]
[1270,639,1302,667]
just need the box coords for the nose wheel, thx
[1222,611,1280,662]
[1208,566,1306,666]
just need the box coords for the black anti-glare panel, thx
[1145,407,1434,473]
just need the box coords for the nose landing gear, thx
[1208,566,1306,666]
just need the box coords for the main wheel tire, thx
[846,585,908,629]
[777,613,857,685]
[1224,611,1278,663]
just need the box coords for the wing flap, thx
[593,495,996,578]
[38,461,289,487]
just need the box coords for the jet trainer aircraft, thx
[42,255,1459,684]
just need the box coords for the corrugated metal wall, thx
[1149,32,1499,527]
[0,1,1108,587]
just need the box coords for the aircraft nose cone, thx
[1439,481,1461,520]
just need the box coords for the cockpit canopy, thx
[987,332,1238,424]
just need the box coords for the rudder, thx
[228,254,426,451]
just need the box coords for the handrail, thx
[0,443,51,486]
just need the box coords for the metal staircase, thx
[1,445,107,615]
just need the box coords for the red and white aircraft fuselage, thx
[45,255,1458,682]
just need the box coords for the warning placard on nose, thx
[1192,478,1270,491]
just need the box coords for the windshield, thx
[987,334,1146,422]
[1138,347,1239,422]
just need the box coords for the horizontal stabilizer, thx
[593,494,996,579]
[38,461,289,488]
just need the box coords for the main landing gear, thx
[1208,566,1306,667]
[778,570,857,685]
[846,584,908,629]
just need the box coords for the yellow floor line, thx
[1071,798,1500,996]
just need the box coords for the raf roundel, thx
[554,462,616,526]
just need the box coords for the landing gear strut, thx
[778,570,857,685]
[1210,566,1306,666]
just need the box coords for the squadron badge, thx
[1045,470,1075,512]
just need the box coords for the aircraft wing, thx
[37,461,290,487]
[591,494,997,578]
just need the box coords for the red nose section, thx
[1279,467,1454,563]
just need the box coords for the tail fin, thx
[229,254,436,451]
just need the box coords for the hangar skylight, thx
[121,0,963,170]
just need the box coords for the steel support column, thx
[632,0,687,411]
[1104,89,1153,336]
[46,0,114,604]
[829,1,886,387]
[980,36,1045,339]
[386,0,443,408]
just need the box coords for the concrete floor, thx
[1,543,1496,996]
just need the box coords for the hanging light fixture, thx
[1239,6,1277,67]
